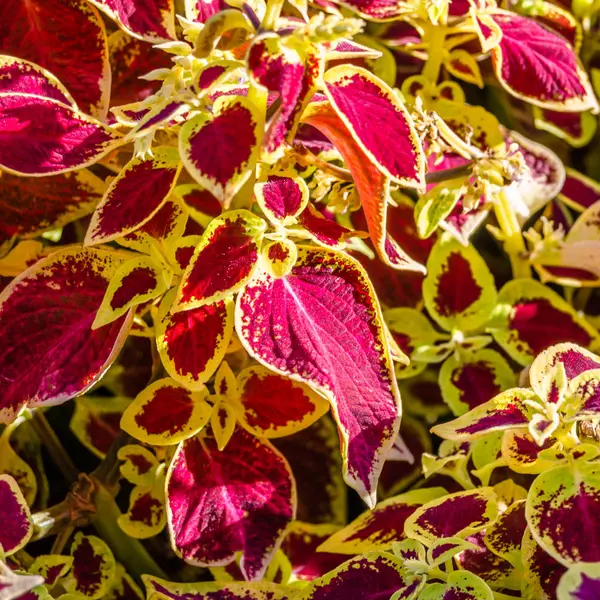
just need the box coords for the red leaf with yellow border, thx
[0,475,33,556]
[0,248,132,424]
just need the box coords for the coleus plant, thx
[3,0,600,598]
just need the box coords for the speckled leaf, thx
[0,475,33,556]
[489,279,599,366]
[488,11,598,112]
[235,366,329,438]
[165,430,295,581]
[557,564,600,600]
[423,233,497,333]
[429,571,493,600]
[119,472,166,539]
[0,248,132,424]
[501,430,560,475]
[0,0,110,118]
[174,210,265,311]
[65,533,116,599]
[235,246,401,508]
[527,461,600,565]
[179,96,261,207]
[29,556,73,586]
[156,289,233,390]
[0,94,121,175]
[122,378,211,445]
[522,527,566,600]
[117,445,158,487]
[484,500,526,568]
[439,350,516,416]
[0,169,105,243]
[88,0,176,43]
[93,255,168,329]
[404,488,498,546]
[85,148,182,245]
[317,488,446,555]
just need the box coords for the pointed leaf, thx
[423,233,497,333]
[487,11,598,112]
[122,379,211,445]
[85,148,182,245]
[296,204,356,250]
[236,366,329,438]
[174,211,265,311]
[165,430,296,581]
[255,175,309,226]
[0,95,121,176]
[0,0,110,118]
[179,96,261,207]
[323,65,424,188]
[88,0,176,43]
[236,246,401,507]
[0,475,33,556]
[490,279,599,366]
[404,488,498,547]
[0,248,132,424]
[317,488,446,555]
[156,289,233,390]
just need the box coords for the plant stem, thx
[91,481,167,582]
[425,163,472,184]
[29,410,79,484]
[293,145,353,181]
[262,0,285,30]
[493,190,530,279]
[422,25,447,83]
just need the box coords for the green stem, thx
[425,163,472,184]
[262,0,285,30]
[29,411,78,484]
[493,191,531,279]
[422,25,447,83]
[91,481,167,582]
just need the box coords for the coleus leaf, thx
[404,488,498,546]
[527,461,600,565]
[70,396,129,458]
[533,106,597,148]
[105,563,144,600]
[328,0,411,21]
[93,255,169,329]
[501,429,560,475]
[439,349,516,416]
[0,94,122,176]
[480,11,598,111]
[65,533,116,599]
[0,169,105,243]
[559,168,600,212]
[185,0,227,23]
[420,570,494,600]
[248,34,321,159]
[525,0,582,50]
[165,430,296,581]
[255,175,309,226]
[179,96,261,207]
[235,245,401,507]
[432,388,538,441]
[522,527,566,600]
[295,205,356,251]
[235,366,329,438]
[0,0,110,118]
[272,417,347,526]
[423,233,497,333]
[303,102,425,272]
[489,279,599,366]
[0,248,133,424]
[29,556,74,586]
[282,522,347,581]
[297,552,423,600]
[484,500,526,568]
[261,239,298,278]
[0,475,33,556]
[87,0,176,43]
[143,576,291,600]
[557,564,600,600]
[108,31,172,110]
[85,147,182,245]
[0,56,76,105]
[118,445,158,487]
[118,473,167,539]
[173,210,265,311]
[317,488,446,555]
[156,289,234,390]
[0,430,38,507]
[323,65,424,188]
[121,379,211,445]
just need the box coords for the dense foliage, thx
[3,0,600,598]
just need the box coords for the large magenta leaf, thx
[0,248,133,424]
[0,0,111,118]
[165,430,295,581]
[485,11,598,112]
[236,245,401,507]
[0,94,122,175]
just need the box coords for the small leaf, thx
[210,400,237,451]
[66,533,116,599]
[0,474,33,556]
[414,180,465,239]
[29,556,73,586]
[255,175,309,226]
[117,445,158,486]
[118,475,166,539]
